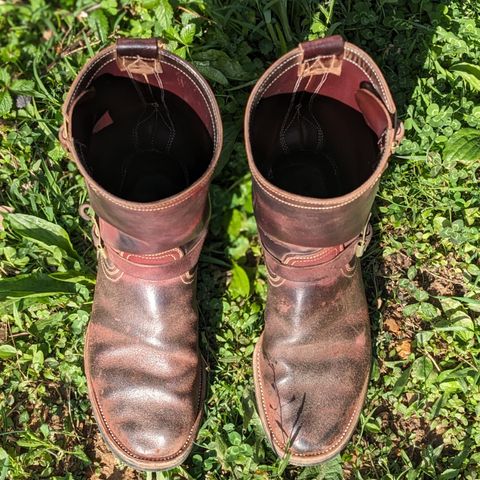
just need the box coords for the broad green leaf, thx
[450,311,475,341]
[11,79,34,93]
[50,271,95,285]
[7,213,78,258]
[0,345,17,359]
[227,209,244,238]
[444,128,480,163]
[439,469,461,480]
[451,62,480,90]
[0,70,10,85]
[229,263,250,298]
[194,63,229,86]
[392,366,412,396]
[416,330,434,345]
[0,446,9,480]
[180,24,196,45]
[194,50,249,80]
[447,296,480,313]
[0,90,12,116]
[417,302,440,321]
[88,9,109,42]
[100,0,117,15]
[154,0,174,34]
[411,356,434,382]
[0,273,78,301]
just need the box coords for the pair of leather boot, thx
[60,36,403,470]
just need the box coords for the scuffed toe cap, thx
[88,364,205,469]
[85,323,205,470]
[254,338,370,466]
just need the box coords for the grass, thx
[0,0,479,478]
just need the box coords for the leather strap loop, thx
[298,35,344,77]
[116,38,160,59]
[264,226,372,283]
[105,228,207,281]
[115,38,164,74]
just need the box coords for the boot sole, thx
[253,334,370,466]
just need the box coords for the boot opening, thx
[250,92,380,199]
[71,74,213,203]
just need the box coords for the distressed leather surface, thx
[62,38,222,471]
[245,35,400,465]
[85,257,204,467]
[254,252,371,464]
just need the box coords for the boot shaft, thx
[61,39,222,256]
[245,35,403,251]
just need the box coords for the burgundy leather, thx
[116,38,160,59]
[245,36,402,465]
[299,35,345,60]
[61,38,222,470]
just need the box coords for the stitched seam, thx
[266,269,286,287]
[69,55,220,212]
[70,50,113,109]
[254,52,382,108]
[345,46,389,107]
[92,364,203,462]
[89,181,208,211]
[118,55,157,60]
[285,249,333,266]
[124,253,178,262]
[255,173,377,209]
[162,58,218,145]
[100,255,123,282]
[250,51,393,210]
[121,248,182,261]
[181,269,196,285]
[341,261,357,278]
[255,342,359,456]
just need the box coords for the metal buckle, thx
[79,203,106,259]
[355,214,371,258]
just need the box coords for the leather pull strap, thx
[115,38,164,74]
[298,35,344,77]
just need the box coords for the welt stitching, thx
[92,365,203,462]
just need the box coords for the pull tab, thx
[298,35,344,77]
[115,38,164,75]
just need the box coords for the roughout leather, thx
[61,38,222,470]
[245,36,402,465]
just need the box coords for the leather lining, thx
[250,93,381,198]
[72,74,213,202]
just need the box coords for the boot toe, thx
[85,323,204,469]
[90,366,204,469]
[254,338,369,465]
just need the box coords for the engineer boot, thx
[245,36,403,465]
[60,39,222,470]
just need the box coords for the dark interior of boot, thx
[72,74,213,202]
[250,92,379,198]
